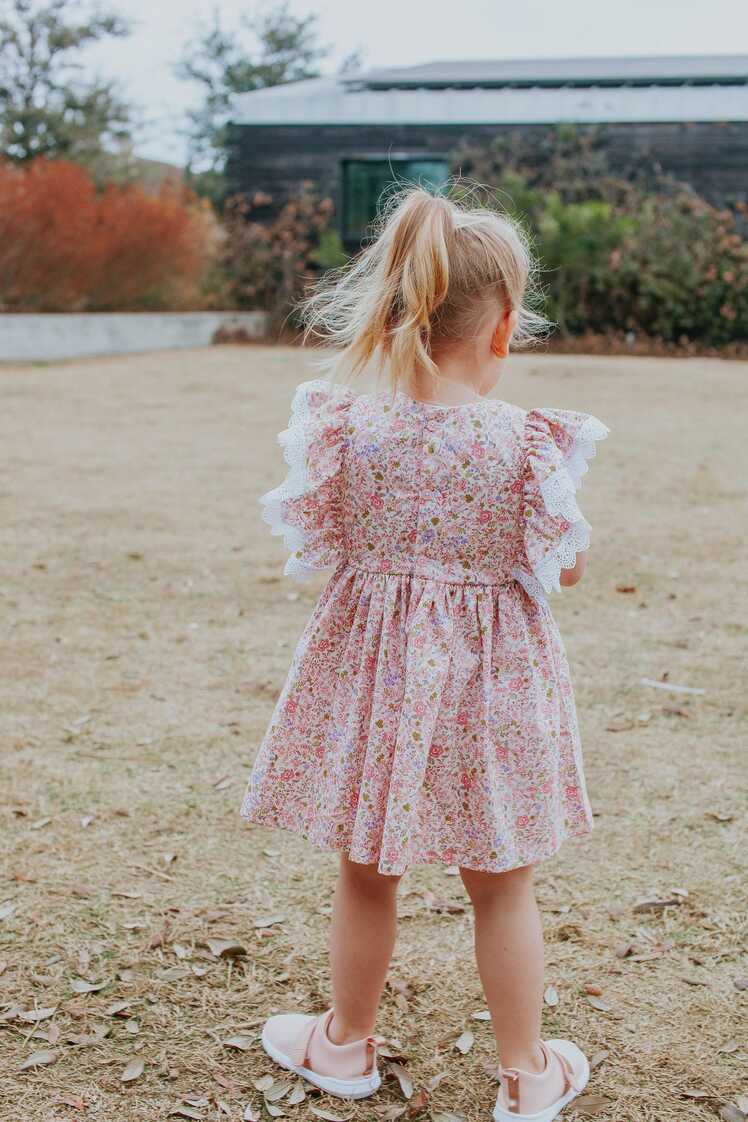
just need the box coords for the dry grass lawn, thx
[1,345,746,1122]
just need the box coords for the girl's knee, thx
[339,855,402,893]
[460,862,535,905]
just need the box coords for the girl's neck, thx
[408,355,497,405]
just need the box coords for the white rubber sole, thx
[261,1025,382,1099]
[492,1042,590,1122]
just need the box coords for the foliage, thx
[176,1,329,192]
[0,158,217,310]
[0,0,131,167]
[216,185,340,331]
[452,127,748,345]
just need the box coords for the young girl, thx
[241,187,608,1121]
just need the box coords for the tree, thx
[176,2,330,189]
[0,0,131,165]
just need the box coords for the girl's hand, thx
[560,550,587,587]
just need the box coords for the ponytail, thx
[301,182,546,387]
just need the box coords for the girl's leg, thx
[460,863,546,1073]
[328,855,401,1044]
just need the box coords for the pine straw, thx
[0,347,746,1122]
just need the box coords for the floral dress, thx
[241,380,609,876]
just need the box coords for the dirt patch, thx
[1,346,746,1122]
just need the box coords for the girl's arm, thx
[560,550,587,587]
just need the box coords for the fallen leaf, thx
[615,585,636,593]
[121,1057,145,1082]
[168,1109,203,1120]
[720,1106,746,1122]
[543,986,559,1007]
[606,720,635,732]
[586,996,611,1013]
[206,939,247,959]
[633,897,682,913]
[0,902,17,921]
[264,1080,293,1103]
[125,1019,140,1035]
[640,677,705,695]
[377,1108,407,1120]
[71,979,107,994]
[706,812,734,824]
[287,1083,306,1105]
[589,1050,609,1070]
[737,1097,748,1115]
[308,1110,352,1122]
[254,1076,274,1092]
[583,984,603,997]
[454,1029,474,1055]
[388,1061,414,1098]
[718,1039,740,1054]
[388,978,414,1001]
[18,1007,56,1023]
[30,817,52,830]
[734,977,748,991]
[471,1010,491,1021]
[424,1072,449,1091]
[242,1107,260,1122]
[407,1088,430,1115]
[680,1088,710,1100]
[422,894,465,914]
[56,1095,86,1110]
[105,1001,130,1016]
[571,1094,610,1115]
[615,942,634,959]
[252,915,285,929]
[264,1107,284,1120]
[224,1035,254,1051]
[158,966,191,982]
[20,1049,58,1070]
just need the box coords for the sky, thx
[84,0,748,164]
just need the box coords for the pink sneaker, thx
[261,1008,381,1099]
[493,1039,590,1121]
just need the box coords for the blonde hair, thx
[301,182,548,388]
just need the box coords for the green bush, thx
[452,128,748,346]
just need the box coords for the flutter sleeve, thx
[260,379,356,579]
[513,407,609,599]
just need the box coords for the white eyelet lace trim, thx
[259,380,350,580]
[514,414,609,599]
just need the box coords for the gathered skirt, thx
[241,563,593,876]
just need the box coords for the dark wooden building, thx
[226,55,748,248]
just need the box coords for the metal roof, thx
[352,55,748,89]
[230,73,748,126]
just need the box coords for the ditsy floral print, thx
[241,380,609,875]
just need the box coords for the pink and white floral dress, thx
[241,380,609,876]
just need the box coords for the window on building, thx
[341,159,450,242]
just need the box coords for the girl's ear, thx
[490,309,518,358]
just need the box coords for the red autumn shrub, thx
[0,159,216,311]
[0,160,99,309]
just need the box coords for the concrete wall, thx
[0,311,270,362]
